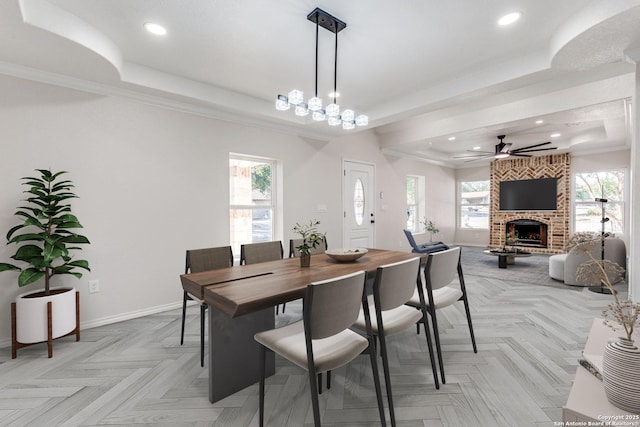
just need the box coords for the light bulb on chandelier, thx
[275,8,368,129]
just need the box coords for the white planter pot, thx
[15,287,77,344]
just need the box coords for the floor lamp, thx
[589,197,613,294]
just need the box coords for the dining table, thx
[180,248,422,403]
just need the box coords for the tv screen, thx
[499,178,557,211]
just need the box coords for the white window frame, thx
[459,180,490,230]
[406,175,425,233]
[572,169,626,235]
[229,154,279,260]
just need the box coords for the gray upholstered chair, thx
[289,237,327,258]
[407,246,477,384]
[352,257,439,427]
[181,246,233,367]
[240,241,283,265]
[241,241,285,313]
[254,271,386,427]
[548,237,627,286]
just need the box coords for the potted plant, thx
[421,218,439,243]
[0,169,90,358]
[567,232,640,413]
[504,230,519,252]
[292,220,325,267]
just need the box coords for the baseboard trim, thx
[0,300,188,349]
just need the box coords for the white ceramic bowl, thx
[325,248,368,262]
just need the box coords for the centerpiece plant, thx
[0,169,91,295]
[293,219,325,267]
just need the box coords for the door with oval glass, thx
[342,160,375,248]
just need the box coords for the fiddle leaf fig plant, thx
[0,169,90,295]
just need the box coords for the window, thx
[406,175,425,232]
[459,180,490,229]
[574,170,625,234]
[229,155,276,257]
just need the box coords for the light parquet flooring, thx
[0,271,620,426]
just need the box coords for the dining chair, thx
[240,241,283,265]
[240,241,285,313]
[352,256,439,427]
[254,270,386,427]
[288,236,328,258]
[407,246,477,384]
[181,246,234,367]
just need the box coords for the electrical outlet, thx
[89,280,100,293]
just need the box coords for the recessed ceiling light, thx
[473,146,481,150]
[498,12,521,26]
[144,22,167,36]
[328,91,340,98]
[535,120,544,124]
[448,136,456,141]
[550,133,561,138]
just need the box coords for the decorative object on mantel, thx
[568,232,640,413]
[421,218,439,243]
[292,220,326,267]
[0,169,90,358]
[275,7,368,130]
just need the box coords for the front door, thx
[342,160,375,247]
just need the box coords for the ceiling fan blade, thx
[510,141,552,152]
[510,153,532,157]
[453,154,493,159]
[514,147,558,154]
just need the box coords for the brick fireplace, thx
[489,153,570,254]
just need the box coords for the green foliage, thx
[421,218,439,235]
[251,164,271,196]
[0,169,90,294]
[293,220,325,256]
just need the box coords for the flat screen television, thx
[499,178,557,211]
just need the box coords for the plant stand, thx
[10,290,80,359]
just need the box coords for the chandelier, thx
[275,8,368,130]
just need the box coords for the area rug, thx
[459,246,579,290]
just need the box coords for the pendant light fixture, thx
[275,8,368,129]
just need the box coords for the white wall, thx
[0,74,455,347]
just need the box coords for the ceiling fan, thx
[454,135,557,162]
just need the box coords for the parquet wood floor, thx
[0,272,617,426]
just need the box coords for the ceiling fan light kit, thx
[275,8,368,130]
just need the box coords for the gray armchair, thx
[549,237,626,286]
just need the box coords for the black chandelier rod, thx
[314,17,319,97]
[333,29,338,104]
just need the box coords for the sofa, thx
[548,237,627,286]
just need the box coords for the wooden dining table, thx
[180,248,422,403]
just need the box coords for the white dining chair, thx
[254,270,387,427]
[407,246,477,384]
[352,256,439,427]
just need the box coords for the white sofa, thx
[549,237,626,286]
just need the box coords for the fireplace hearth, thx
[506,219,548,248]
